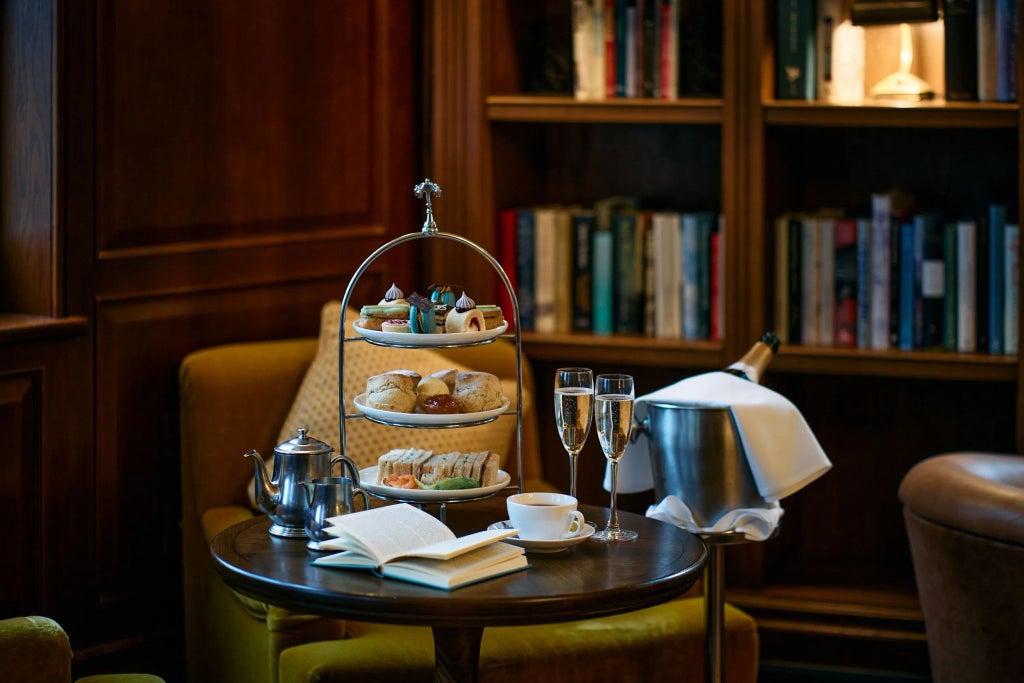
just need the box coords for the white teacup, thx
[507,492,586,541]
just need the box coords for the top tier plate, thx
[352,320,508,347]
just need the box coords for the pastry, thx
[429,283,458,307]
[430,368,459,392]
[381,319,411,333]
[452,371,504,413]
[378,283,407,306]
[445,292,485,333]
[420,394,462,414]
[433,305,451,333]
[476,304,506,330]
[358,304,411,331]
[364,371,417,413]
[415,376,450,410]
[407,292,435,334]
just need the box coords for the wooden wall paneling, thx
[1,0,54,315]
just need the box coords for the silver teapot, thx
[245,428,360,538]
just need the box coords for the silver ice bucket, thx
[640,402,769,528]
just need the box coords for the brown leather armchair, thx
[899,452,1024,683]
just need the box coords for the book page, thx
[382,542,528,590]
[323,504,455,564]
[403,528,519,561]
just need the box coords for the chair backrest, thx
[899,452,1024,683]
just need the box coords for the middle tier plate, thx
[353,394,511,427]
[353,320,508,347]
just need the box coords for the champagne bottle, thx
[722,332,781,384]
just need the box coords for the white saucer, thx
[487,520,596,553]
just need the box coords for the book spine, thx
[624,0,638,97]
[800,215,820,345]
[856,217,871,349]
[776,0,816,100]
[957,220,978,352]
[976,210,991,351]
[869,194,891,349]
[571,210,596,331]
[997,0,1018,101]
[816,0,841,101]
[605,0,618,97]
[818,216,836,346]
[516,209,536,331]
[659,0,678,98]
[681,213,700,339]
[979,0,1000,101]
[834,218,858,348]
[988,204,1006,352]
[943,222,959,350]
[788,215,803,343]
[592,230,614,334]
[642,212,656,336]
[919,213,945,349]
[612,210,641,332]
[652,212,682,338]
[696,212,713,339]
[615,0,629,97]
[641,0,657,97]
[554,208,574,334]
[572,0,605,100]
[711,214,725,341]
[944,0,980,101]
[497,208,519,333]
[533,208,558,334]
[898,221,916,351]
[889,216,902,348]
[1005,223,1019,354]
[775,214,791,343]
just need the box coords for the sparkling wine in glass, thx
[593,373,637,542]
[554,367,594,499]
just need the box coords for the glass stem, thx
[608,460,620,531]
[568,452,578,499]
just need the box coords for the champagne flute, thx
[554,367,594,499]
[592,373,637,542]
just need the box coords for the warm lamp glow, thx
[870,23,934,99]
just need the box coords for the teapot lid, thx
[275,428,334,456]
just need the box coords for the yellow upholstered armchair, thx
[0,615,164,683]
[179,302,759,683]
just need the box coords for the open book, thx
[311,503,527,590]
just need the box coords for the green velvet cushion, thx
[0,616,72,683]
[278,596,759,683]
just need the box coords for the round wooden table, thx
[211,504,707,682]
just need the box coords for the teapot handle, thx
[331,454,361,486]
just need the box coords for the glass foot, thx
[591,527,638,543]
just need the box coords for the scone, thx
[364,371,417,412]
[430,368,459,392]
[452,371,503,413]
[415,376,450,410]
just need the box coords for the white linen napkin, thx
[605,372,832,502]
[647,496,785,541]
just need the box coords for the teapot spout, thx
[244,449,279,515]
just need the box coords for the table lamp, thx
[852,0,940,100]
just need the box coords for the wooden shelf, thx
[520,332,724,368]
[486,95,724,124]
[763,99,1019,128]
[0,314,89,343]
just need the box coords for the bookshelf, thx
[428,0,1021,676]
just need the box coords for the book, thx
[659,0,679,98]
[800,214,821,345]
[681,212,702,339]
[774,213,792,344]
[918,213,946,349]
[640,0,658,98]
[696,212,713,340]
[869,194,892,349]
[855,217,872,349]
[834,217,858,348]
[573,0,607,100]
[978,0,1000,101]
[592,230,615,334]
[997,0,1018,101]
[312,504,526,591]
[944,222,959,350]
[710,214,725,340]
[497,208,519,333]
[642,212,656,335]
[787,214,804,343]
[516,209,537,331]
[976,209,990,351]
[571,209,596,331]
[605,0,618,98]
[652,211,682,338]
[957,219,978,352]
[816,0,842,102]
[1005,222,1019,354]
[777,0,817,100]
[612,209,644,333]
[988,203,1007,353]
[533,207,573,334]
[818,216,836,346]
[944,0,980,101]
[898,221,916,350]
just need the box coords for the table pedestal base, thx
[432,625,483,683]
[704,542,725,683]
